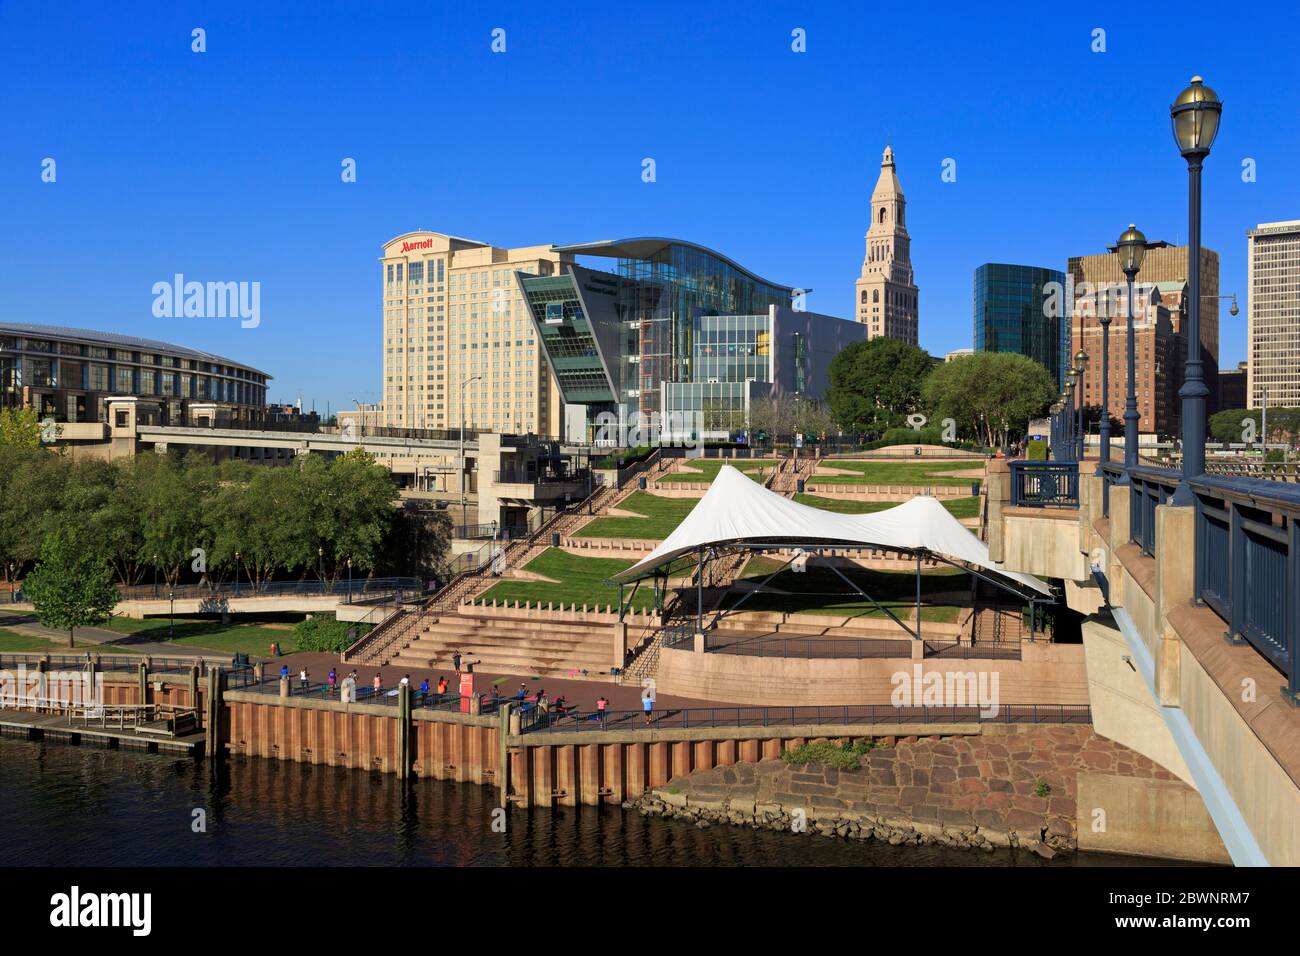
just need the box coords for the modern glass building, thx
[973,263,1068,388]
[0,322,270,425]
[518,238,863,440]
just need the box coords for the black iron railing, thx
[1009,460,1079,508]
[1191,474,1300,698]
[1128,467,1180,557]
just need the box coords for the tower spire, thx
[854,144,919,345]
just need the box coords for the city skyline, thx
[3,2,1298,413]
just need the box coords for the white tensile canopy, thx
[613,464,1050,596]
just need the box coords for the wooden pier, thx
[0,708,205,756]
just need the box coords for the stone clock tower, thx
[855,145,919,345]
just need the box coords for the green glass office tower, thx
[973,263,1068,388]
[518,237,864,441]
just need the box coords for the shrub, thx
[293,613,371,653]
[781,738,875,769]
[1034,780,1052,798]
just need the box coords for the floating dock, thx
[0,711,205,756]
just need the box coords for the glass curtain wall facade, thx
[668,313,775,435]
[613,244,789,416]
[0,323,269,424]
[973,263,1068,388]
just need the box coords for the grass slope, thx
[477,549,656,611]
[574,492,697,540]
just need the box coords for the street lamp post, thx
[459,374,484,527]
[234,550,241,598]
[168,590,175,639]
[318,546,325,595]
[346,557,352,605]
[1064,374,1076,462]
[1074,351,1089,462]
[1169,76,1222,506]
[1116,224,1148,484]
[1098,297,1113,470]
[153,555,159,600]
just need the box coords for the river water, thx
[0,738,1169,867]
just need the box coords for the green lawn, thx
[795,493,981,520]
[0,628,57,652]
[476,549,658,611]
[812,460,984,488]
[102,614,303,655]
[729,558,966,623]
[656,459,774,483]
[575,492,697,540]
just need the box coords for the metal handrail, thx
[517,702,1092,735]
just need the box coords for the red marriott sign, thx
[400,238,434,253]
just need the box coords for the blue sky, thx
[3,0,1298,412]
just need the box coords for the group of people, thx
[269,650,660,724]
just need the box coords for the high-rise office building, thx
[1067,240,1220,413]
[1246,220,1300,409]
[855,146,919,345]
[973,263,1068,388]
[1070,284,1181,436]
[378,231,572,435]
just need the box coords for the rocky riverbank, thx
[625,726,1181,860]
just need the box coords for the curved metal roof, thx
[553,238,795,293]
[0,322,271,378]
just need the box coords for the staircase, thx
[767,455,805,497]
[971,604,1027,645]
[387,608,618,679]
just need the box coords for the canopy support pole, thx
[710,549,799,629]
[915,550,922,642]
[816,552,918,640]
[695,548,704,634]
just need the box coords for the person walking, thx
[436,675,448,703]
[373,673,384,698]
[339,671,357,704]
[419,677,429,704]
[298,667,310,694]
[641,680,656,726]
[596,695,609,729]
[451,650,462,673]
[328,667,338,695]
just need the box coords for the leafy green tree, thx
[0,446,68,585]
[23,524,119,647]
[0,407,44,447]
[923,352,1056,449]
[137,452,216,587]
[1210,407,1300,445]
[826,338,933,435]
[322,450,398,577]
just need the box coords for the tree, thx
[0,446,68,586]
[922,352,1056,449]
[0,407,44,448]
[23,524,119,647]
[1210,407,1300,445]
[826,338,933,435]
